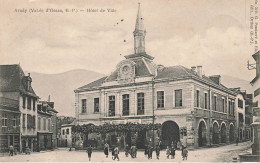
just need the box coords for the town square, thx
[0,0,260,162]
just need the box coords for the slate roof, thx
[105,58,152,82]
[76,63,235,95]
[0,64,37,97]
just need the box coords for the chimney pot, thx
[191,66,196,72]
[197,65,202,77]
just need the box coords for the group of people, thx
[101,142,188,161]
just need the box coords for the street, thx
[1,141,252,162]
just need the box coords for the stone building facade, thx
[0,64,38,152]
[74,4,238,148]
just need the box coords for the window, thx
[27,114,31,128]
[238,99,243,108]
[43,118,46,130]
[232,101,235,115]
[196,90,200,107]
[137,93,144,115]
[175,89,182,107]
[33,99,36,111]
[222,98,225,112]
[32,116,36,129]
[94,98,99,113]
[63,129,65,135]
[228,100,231,114]
[23,96,26,108]
[66,128,69,134]
[38,117,41,130]
[27,96,31,109]
[82,99,86,113]
[204,93,208,109]
[22,114,26,128]
[2,113,7,127]
[48,119,51,130]
[37,104,41,112]
[12,115,16,127]
[213,96,217,111]
[122,94,130,116]
[157,91,164,108]
[109,96,115,116]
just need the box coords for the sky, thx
[0,0,258,81]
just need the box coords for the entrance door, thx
[198,121,207,147]
[161,121,180,148]
[229,125,234,142]
[212,122,219,144]
[136,130,146,149]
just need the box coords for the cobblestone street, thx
[1,141,252,162]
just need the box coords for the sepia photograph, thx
[0,0,259,162]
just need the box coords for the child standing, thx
[166,146,170,159]
[155,144,160,160]
[86,145,93,161]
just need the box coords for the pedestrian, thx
[170,144,175,159]
[125,144,130,157]
[236,138,239,146]
[130,145,137,158]
[104,143,109,158]
[9,145,14,156]
[166,146,170,159]
[182,147,188,160]
[144,145,148,157]
[147,145,153,159]
[155,144,160,160]
[113,146,120,161]
[111,146,115,160]
[86,145,93,161]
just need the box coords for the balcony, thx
[1,126,20,133]
[194,107,210,117]
[0,97,19,107]
[212,111,227,119]
[108,111,115,117]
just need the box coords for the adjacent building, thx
[0,64,39,152]
[74,4,239,149]
[37,100,58,151]
[60,121,75,147]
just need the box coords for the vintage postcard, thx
[0,0,259,162]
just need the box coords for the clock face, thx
[122,65,130,74]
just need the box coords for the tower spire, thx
[133,3,146,54]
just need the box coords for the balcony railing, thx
[0,97,19,107]
[108,111,115,117]
[137,109,144,115]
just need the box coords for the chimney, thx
[209,75,221,85]
[197,65,202,77]
[28,73,30,77]
[191,66,196,72]
[48,95,50,102]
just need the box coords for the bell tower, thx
[133,3,146,54]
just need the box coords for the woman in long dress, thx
[104,143,109,158]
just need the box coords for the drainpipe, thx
[152,78,155,148]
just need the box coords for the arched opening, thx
[229,124,234,142]
[198,121,207,147]
[220,123,226,143]
[161,121,180,148]
[212,122,219,144]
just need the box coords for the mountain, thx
[26,69,105,116]
[220,75,253,94]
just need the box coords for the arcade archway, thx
[229,124,234,142]
[161,121,180,148]
[220,123,226,143]
[198,120,207,147]
[212,122,219,144]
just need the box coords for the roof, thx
[75,64,236,95]
[0,64,37,97]
[61,120,76,127]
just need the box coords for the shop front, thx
[37,132,53,151]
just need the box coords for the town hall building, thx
[74,4,238,148]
